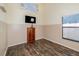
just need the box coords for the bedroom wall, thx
[5,3,44,47]
[0,4,7,55]
[0,21,7,56]
[42,3,79,52]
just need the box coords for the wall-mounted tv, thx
[25,16,36,23]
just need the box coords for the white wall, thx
[7,24,26,46]
[0,21,7,56]
[42,3,79,52]
[0,4,7,55]
[5,3,44,47]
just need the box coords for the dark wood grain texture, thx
[6,39,79,56]
[27,27,35,43]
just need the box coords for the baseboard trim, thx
[8,41,26,48]
[45,38,79,52]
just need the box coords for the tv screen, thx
[25,16,36,23]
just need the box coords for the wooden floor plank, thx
[6,39,79,56]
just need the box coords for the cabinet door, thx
[31,28,35,41]
[27,28,30,43]
[27,27,35,43]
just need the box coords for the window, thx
[62,13,79,42]
[63,14,79,24]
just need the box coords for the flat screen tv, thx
[25,16,36,23]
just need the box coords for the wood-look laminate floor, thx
[6,39,79,56]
